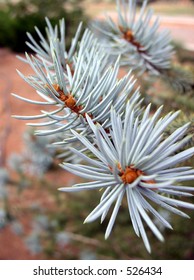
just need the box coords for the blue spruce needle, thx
[59,102,194,253]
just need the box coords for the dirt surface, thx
[0,49,40,259]
[0,48,75,259]
[0,49,40,156]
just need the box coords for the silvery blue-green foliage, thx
[11,221,24,236]
[56,232,71,247]
[0,208,6,229]
[92,0,174,75]
[13,19,142,142]
[153,209,171,233]
[0,168,9,199]
[0,168,9,229]
[79,250,97,260]
[25,232,43,255]
[19,17,82,69]
[59,103,194,253]
[164,113,194,151]
[162,66,194,94]
[22,131,55,177]
[12,14,194,253]
[8,130,55,178]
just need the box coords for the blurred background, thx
[0,0,194,260]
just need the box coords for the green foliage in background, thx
[0,0,87,52]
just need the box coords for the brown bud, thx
[65,95,76,109]
[121,167,138,184]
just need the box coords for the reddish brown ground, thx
[0,48,76,259]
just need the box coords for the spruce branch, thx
[59,104,194,253]
[92,0,174,75]
[18,17,83,69]
[161,66,194,94]
[164,113,194,151]
[13,21,142,142]
[12,7,194,253]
